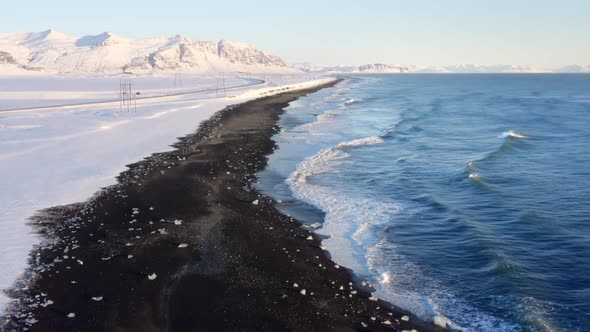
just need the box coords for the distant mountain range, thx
[1,30,588,76]
[409,64,590,73]
[0,29,294,75]
[292,63,410,74]
[293,63,590,74]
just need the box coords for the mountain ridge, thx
[292,62,590,74]
[2,30,588,75]
[0,29,295,75]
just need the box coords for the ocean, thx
[256,74,590,331]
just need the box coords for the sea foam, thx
[501,130,528,139]
[265,75,575,331]
[287,136,394,272]
[288,136,384,183]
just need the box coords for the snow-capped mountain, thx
[409,64,548,73]
[409,64,590,73]
[0,51,17,64]
[555,65,590,73]
[353,64,410,73]
[292,63,409,74]
[294,62,590,74]
[0,29,295,75]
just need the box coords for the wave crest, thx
[469,173,484,183]
[344,98,363,105]
[286,136,399,273]
[288,136,384,184]
[501,130,529,139]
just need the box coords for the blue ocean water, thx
[256,74,590,331]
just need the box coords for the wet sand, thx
[3,81,440,331]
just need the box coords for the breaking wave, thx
[291,94,363,133]
[344,98,363,105]
[469,173,483,182]
[286,135,396,272]
[464,130,531,182]
[288,136,384,184]
[258,75,589,331]
[501,130,529,139]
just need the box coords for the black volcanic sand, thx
[3,82,442,332]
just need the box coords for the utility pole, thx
[216,72,226,97]
[173,68,183,89]
[119,79,136,112]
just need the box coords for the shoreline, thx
[2,81,440,331]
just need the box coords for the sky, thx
[2,0,589,67]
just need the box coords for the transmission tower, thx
[216,72,226,97]
[119,79,136,112]
[173,68,183,89]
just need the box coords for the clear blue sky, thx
[2,0,589,67]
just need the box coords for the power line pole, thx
[119,79,136,112]
[120,79,126,112]
[216,72,226,97]
[173,68,183,89]
[132,82,136,112]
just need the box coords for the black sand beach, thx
[3,82,440,331]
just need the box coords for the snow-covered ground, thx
[0,75,250,110]
[0,73,333,312]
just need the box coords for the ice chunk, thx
[434,315,452,328]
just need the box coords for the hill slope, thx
[0,30,295,75]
